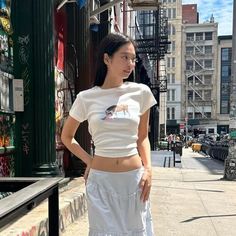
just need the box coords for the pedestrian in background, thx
[61,33,156,235]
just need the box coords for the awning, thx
[57,0,160,16]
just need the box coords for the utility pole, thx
[224,0,236,180]
[185,75,188,146]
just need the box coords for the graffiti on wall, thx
[18,35,30,107]
[0,1,15,177]
[6,194,87,236]
[21,122,30,156]
[54,10,76,175]
[0,114,15,176]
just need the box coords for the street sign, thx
[230,131,236,139]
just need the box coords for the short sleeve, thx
[140,85,157,114]
[69,92,87,122]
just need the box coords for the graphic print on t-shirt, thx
[102,104,130,120]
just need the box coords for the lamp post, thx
[224,0,236,180]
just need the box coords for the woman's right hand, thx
[84,157,93,184]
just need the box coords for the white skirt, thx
[86,167,155,236]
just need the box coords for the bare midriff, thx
[91,154,143,172]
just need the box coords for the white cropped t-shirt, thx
[69,82,157,158]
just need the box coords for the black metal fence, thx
[0,177,62,235]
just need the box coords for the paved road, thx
[62,148,230,236]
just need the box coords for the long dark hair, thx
[94,33,136,86]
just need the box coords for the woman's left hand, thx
[139,167,152,202]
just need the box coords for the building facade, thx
[182,22,218,135]
[161,0,182,135]
[217,35,232,134]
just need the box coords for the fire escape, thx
[133,5,169,149]
[134,6,169,91]
[185,33,214,120]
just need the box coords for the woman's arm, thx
[137,109,152,202]
[61,116,93,166]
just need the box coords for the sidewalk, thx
[62,148,236,236]
[2,148,236,236]
[151,163,236,235]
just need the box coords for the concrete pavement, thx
[2,148,236,236]
[62,148,236,236]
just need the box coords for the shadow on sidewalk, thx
[181,213,236,223]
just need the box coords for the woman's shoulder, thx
[127,82,150,91]
[77,86,100,97]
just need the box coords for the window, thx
[205,60,212,68]
[167,89,170,101]
[172,8,176,19]
[204,90,211,100]
[144,26,153,38]
[205,32,212,40]
[186,60,193,70]
[186,46,194,55]
[221,82,229,97]
[188,91,193,100]
[171,89,175,101]
[167,57,171,68]
[222,65,231,77]
[195,112,202,119]
[188,112,193,119]
[205,46,212,54]
[168,43,171,52]
[172,73,175,83]
[204,75,212,85]
[167,107,170,119]
[168,8,171,18]
[222,48,232,61]
[221,100,229,114]
[172,57,175,67]
[186,33,194,41]
[168,24,171,35]
[172,41,175,52]
[171,107,175,119]
[196,32,203,41]
[172,25,176,35]
[188,76,193,85]
[205,113,212,119]
[167,74,170,83]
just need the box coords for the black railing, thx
[0,177,62,236]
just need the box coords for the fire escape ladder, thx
[190,54,204,69]
[189,100,208,118]
[194,74,204,84]
[190,40,204,55]
[186,69,204,79]
[189,85,204,101]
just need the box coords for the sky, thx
[182,0,233,36]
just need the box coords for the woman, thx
[61,33,157,235]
